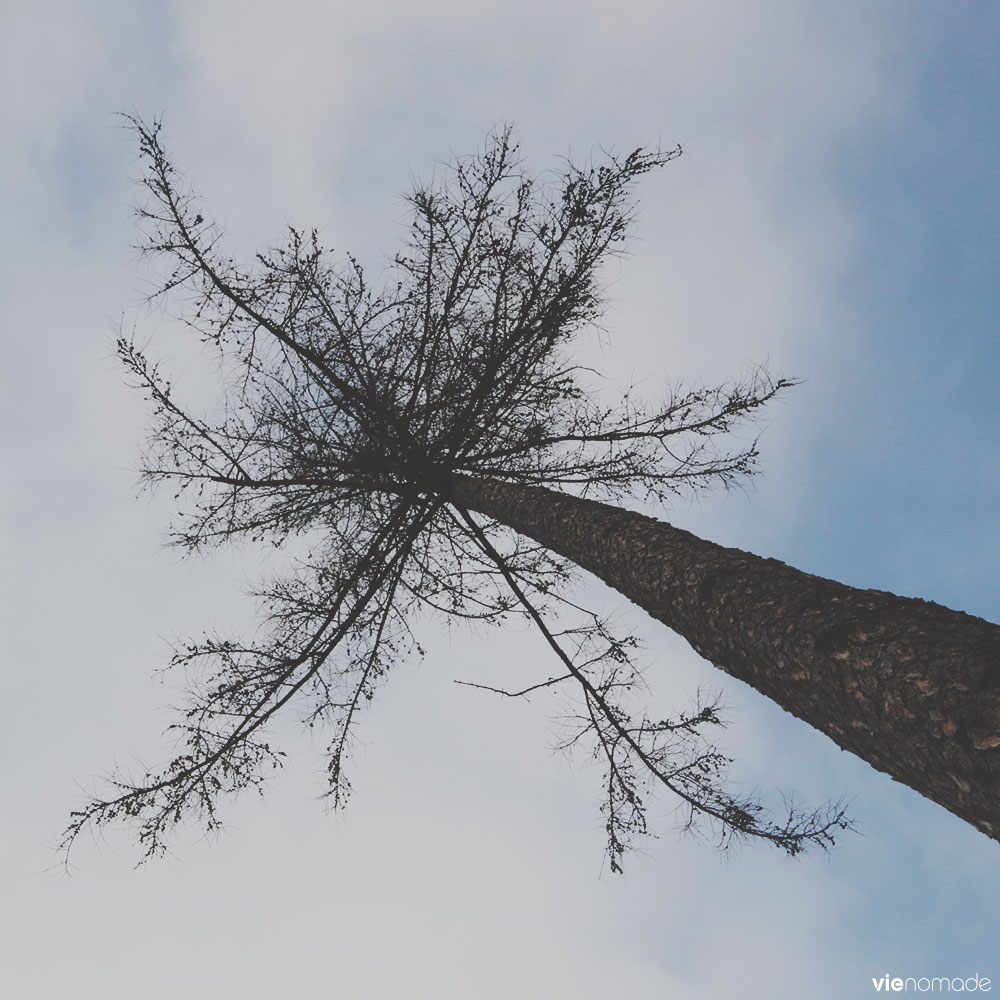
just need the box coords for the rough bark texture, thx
[446,473,1000,841]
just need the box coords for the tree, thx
[64,117,999,870]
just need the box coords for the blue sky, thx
[2,2,998,997]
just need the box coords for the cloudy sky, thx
[2,1,999,996]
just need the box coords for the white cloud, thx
[2,2,997,997]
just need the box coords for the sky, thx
[2,1,999,997]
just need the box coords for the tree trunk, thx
[445,473,1000,842]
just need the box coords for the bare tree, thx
[66,116,998,869]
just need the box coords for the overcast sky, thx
[2,2,999,997]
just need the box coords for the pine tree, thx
[65,117,999,868]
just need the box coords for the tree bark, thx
[445,473,1000,842]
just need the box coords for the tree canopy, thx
[63,118,850,870]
